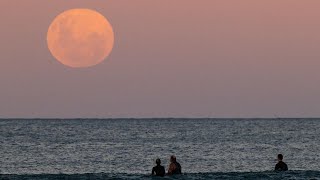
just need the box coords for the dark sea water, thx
[1,118,320,179]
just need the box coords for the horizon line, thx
[0,117,320,120]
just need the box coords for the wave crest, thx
[2,171,320,180]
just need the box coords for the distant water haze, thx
[1,1,320,118]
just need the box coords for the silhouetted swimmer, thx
[275,154,288,171]
[152,158,165,177]
[167,155,181,175]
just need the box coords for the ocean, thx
[1,118,320,179]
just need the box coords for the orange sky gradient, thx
[0,0,320,118]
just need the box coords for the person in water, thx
[152,158,165,177]
[167,155,182,175]
[275,154,288,171]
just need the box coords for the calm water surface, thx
[1,118,320,179]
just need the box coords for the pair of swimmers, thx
[152,154,288,176]
[152,155,181,177]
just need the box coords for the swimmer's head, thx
[170,155,176,163]
[277,154,283,161]
[156,158,161,165]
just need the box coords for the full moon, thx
[47,9,114,68]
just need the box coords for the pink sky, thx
[0,0,320,118]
